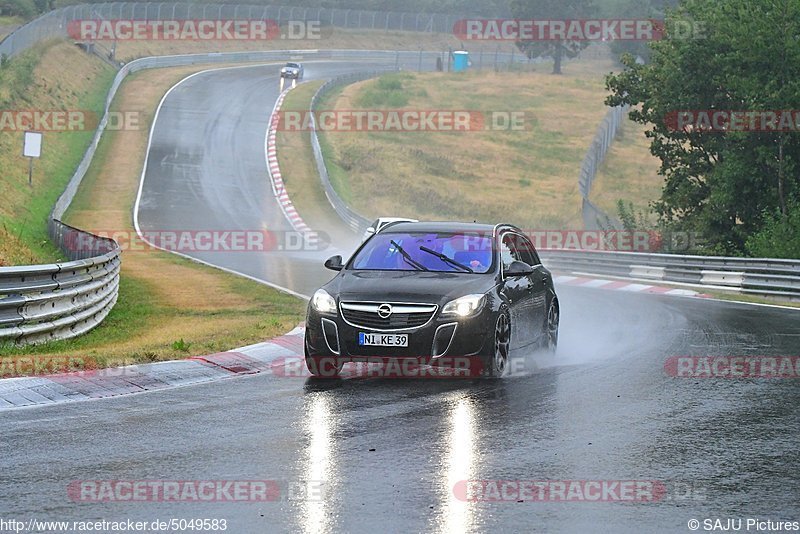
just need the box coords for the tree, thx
[606,0,800,255]
[510,0,596,74]
[599,0,679,63]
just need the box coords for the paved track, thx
[1,61,798,534]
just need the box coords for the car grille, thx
[340,302,437,331]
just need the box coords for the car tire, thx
[542,298,559,353]
[485,310,511,377]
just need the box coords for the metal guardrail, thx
[541,249,800,300]
[0,221,120,345]
[0,2,466,59]
[309,71,389,234]
[579,105,628,230]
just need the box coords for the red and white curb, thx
[553,274,711,298]
[266,88,312,234]
[0,327,306,410]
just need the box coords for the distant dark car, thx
[280,62,303,80]
[304,222,559,378]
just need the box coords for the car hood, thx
[326,269,496,305]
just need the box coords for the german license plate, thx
[359,332,409,347]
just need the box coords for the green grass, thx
[0,269,306,367]
[318,68,617,228]
[355,72,415,108]
[0,275,160,359]
[0,41,117,265]
[314,82,356,205]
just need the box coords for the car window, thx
[351,232,494,273]
[500,233,523,271]
[514,233,540,266]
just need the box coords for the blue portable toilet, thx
[453,51,470,72]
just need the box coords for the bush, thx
[0,49,37,107]
[0,0,36,18]
[746,204,800,259]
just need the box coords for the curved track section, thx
[135,61,387,297]
[1,61,798,532]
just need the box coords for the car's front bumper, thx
[305,305,493,372]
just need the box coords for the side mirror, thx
[324,255,343,271]
[365,227,375,236]
[504,260,535,278]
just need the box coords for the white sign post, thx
[23,131,42,187]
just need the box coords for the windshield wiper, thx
[418,245,474,273]
[390,240,428,271]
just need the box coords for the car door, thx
[513,233,549,343]
[498,232,533,349]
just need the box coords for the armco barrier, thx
[540,249,800,300]
[0,221,120,345]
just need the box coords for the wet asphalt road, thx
[2,62,800,533]
[134,60,398,296]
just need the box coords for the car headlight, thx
[442,294,486,317]
[312,289,337,314]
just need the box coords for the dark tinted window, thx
[500,233,523,270]
[514,233,540,265]
[351,232,494,273]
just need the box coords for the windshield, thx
[350,232,494,273]
[285,63,300,68]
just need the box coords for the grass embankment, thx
[0,41,116,266]
[590,118,662,220]
[0,46,305,369]
[310,56,662,230]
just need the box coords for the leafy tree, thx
[606,0,800,256]
[599,0,678,63]
[510,0,596,74]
